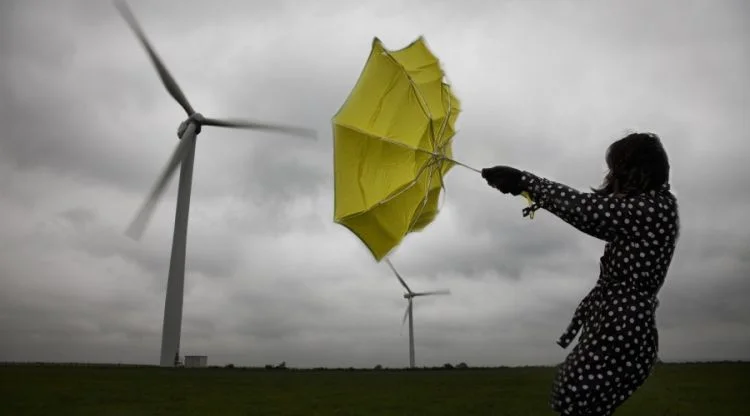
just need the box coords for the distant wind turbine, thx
[386,259,450,369]
[114,0,316,367]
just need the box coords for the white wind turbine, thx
[386,260,450,369]
[114,1,316,367]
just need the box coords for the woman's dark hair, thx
[592,132,670,196]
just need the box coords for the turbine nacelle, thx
[404,290,451,299]
[177,114,204,138]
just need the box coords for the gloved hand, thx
[481,165,524,196]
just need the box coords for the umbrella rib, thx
[406,159,439,231]
[386,49,460,171]
[335,123,435,160]
[342,154,436,222]
[431,83,455,212]
[435,83,454,148]
[336,122,479,173]
[378,158,436,205]
[382,42,434,106]
[337,160,436,234]
[349,127,435,212]
[380,50,436,145]
[436,160,449,211]
[381,45,456,157]
[339,158,442,256]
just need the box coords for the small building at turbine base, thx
[184,355,208,368]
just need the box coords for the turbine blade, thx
[386,258,412,294]
[402,304,409,327]
[201,117,317,139]
[413,290,451,297]
[114,0,195,116]
[125,125,196,240]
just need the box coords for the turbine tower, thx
[386,260,450,369]
[114,1,316,367]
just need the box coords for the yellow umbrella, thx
[332,37,534,261]
[332,37,461,261]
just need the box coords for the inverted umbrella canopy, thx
[332,36,463,261]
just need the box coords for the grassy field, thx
[1,362,748,415]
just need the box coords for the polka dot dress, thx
[519,172,680,416]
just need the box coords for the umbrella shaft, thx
[417,149,479,174]
[446,158,480,174]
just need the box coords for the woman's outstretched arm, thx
[518,171,664,242]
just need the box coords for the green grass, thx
[1,362,748,415]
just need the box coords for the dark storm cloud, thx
[1,7,181,194]
[51,207,239,281]
[0,0,331,200]
[658,231,750,328]
[0,290,161,363]
[391,213,591,281]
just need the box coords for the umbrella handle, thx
[437,155,537,219]
[520,191,536,219]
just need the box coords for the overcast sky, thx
[1,0,748,368]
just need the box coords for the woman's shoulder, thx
[639,186,679,225]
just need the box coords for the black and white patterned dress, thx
[519,172,680,416]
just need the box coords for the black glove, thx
[481,165,524,196]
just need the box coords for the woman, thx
[482,132,679,416]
